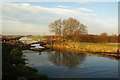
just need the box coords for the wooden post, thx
[117,49,119,53]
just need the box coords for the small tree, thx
[100,33,108,36]
[100,33,108,43]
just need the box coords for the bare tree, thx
[49,19,63,35]
[100,33,108,43]
[49,18,88,39]
[62,18,87,38]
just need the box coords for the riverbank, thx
[44,40,118,52]
[26,36,119,57]
[44,40,119,58]
[2,41,47,80]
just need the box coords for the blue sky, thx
[29,2,117,21]
[1,2,118,35]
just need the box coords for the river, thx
[22,44,118,78]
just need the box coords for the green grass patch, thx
[71,41,118,47]
[27,36,40,40]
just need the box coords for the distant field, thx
[27,36,47,41]
[27,36,41,40]
[2,35,21,39]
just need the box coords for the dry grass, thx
[45,41,118,53]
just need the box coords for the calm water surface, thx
[23,49,118,78]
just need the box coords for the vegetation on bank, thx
[44,40,118,52]
[43,40,119,60]
[26,35,119,53]
[2,42,47,80]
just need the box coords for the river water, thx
[23,45,118,78]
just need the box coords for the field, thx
[27,36,47,41]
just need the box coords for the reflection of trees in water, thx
[48,51,86,69]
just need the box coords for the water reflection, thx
[48,51,86,69]
[23,49,118,78]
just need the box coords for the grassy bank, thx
[44,40,119,56]
[27,36,119,54]
[2,42,47,80]
[44,41,120,60]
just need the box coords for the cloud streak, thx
[79,8,94,12]
[57,5,70,8]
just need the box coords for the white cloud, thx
[2,2,84,25]
[57,5,69,8]
[79,8,94,12]
[1,2,117,35]
[2,19,50,35]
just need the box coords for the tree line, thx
[49,18,118,43]
[43,34,118,43]
[72,33,118,43]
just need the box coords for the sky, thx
[1,2,118,35]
